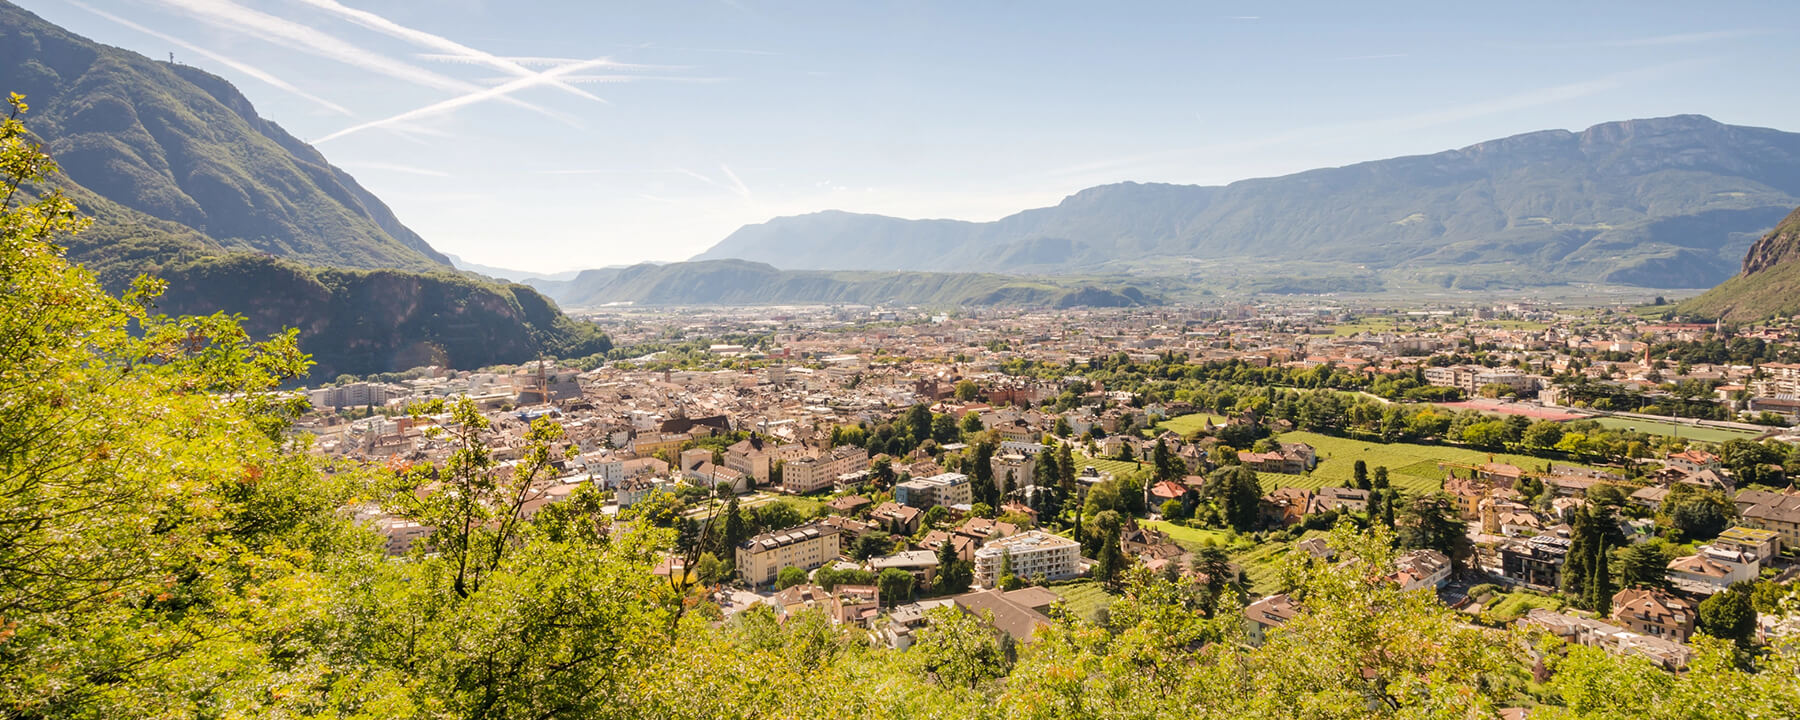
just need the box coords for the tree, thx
[954,379,980,401]
[960,410,985,437]
[1159,498,1186,520]
[776,565,809,589]
[932,412,961,444]
[911,605,1008,689]
[1615,541,1672,589]
[870,455,896,488]
[1189,546,1239,618]
[1352,460,1370,490]
[851,531,895,560]
[998,549,1026,590]
[1396,493,1469,563]
[1663,484,1734,540]
[1153,438,1181,482]
[1203,465,1262,532]
[935,536,972,595]
[878,567,916,604]
[1697,585,1757,648]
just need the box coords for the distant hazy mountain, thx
[1680,206,1800,322]
[446,254,585,283]
[695,116,1800,288]
[529,259,1155,309]
[1,0,609,376]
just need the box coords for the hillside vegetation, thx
[1680,206,1800,321]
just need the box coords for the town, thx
[300,300,1800,677]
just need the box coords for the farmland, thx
[1049,580,1118,621]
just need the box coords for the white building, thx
[973,530,1080,588]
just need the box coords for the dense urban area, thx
[312,302,1800,680]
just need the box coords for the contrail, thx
[293,0,605,104]
[314,57,619,144]
[142,0,558,121]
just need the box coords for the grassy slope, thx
[1680,206,1800,321]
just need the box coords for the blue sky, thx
[23,0,1800,272]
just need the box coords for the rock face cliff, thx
[1740,207,1800,275]
[1680,207,1800,322]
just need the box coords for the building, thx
[894,472,973,509]
[308,381,407,410]
[1713,526,1782,560]
[1736,488,1800,549]
[869,550,941,587]
[1243,594,1299,646]
[1236,442,1317,474]
[1500,535,1570,589]
[1611,588,1695,642]
[1519,608,1691,670]
[783,445,870,494]
[973,530,1080,588]
[736,522,843,587]
[1394,549,1452,592]
[1667,551,1752,596]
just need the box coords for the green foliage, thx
[1697,585,1759,648]
[775,566,809,590]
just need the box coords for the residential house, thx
[1611,588,1696,642]
[1243,594,1299,646]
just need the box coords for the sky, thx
[22,0,1800,273]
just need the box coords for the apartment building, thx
[736,522,843,587]
[973,530,1080,588]
[894,472,972,509]
[783,445,870,494]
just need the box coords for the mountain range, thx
[528,259,1157,309]
[0,0,608,377]
[694,116,1800,289]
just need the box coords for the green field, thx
[1139,520,1233,551]
[1266,431,1599,495]
[1584,415,1759,443]
[1076,454,1148,478]
[1050,580,1118,622]
[1155,412,1232,436]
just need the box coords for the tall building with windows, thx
[973,530,1079,588]
[736,522,843,586]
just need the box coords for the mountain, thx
[529,259,1156,309]
[446,254,584,283]
[1678,206,1800,322]
[694,116,1800,288]
[1,0,608,376]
